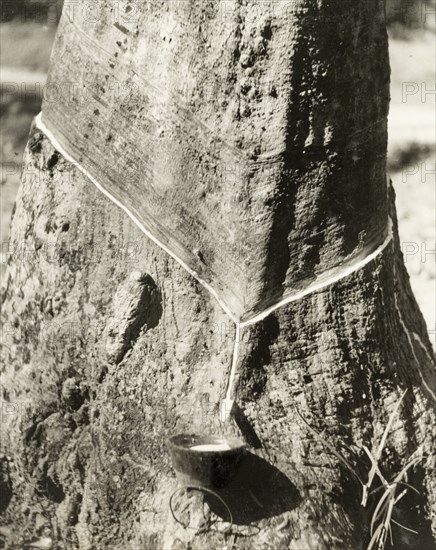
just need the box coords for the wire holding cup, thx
[169,485,233,534]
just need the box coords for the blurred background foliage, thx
[0,0,435,333]
[1,0,63,24]
[386,0,435,32]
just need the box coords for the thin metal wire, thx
[169,485,233,533]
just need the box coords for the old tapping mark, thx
[35,112,396,418]
[393,264,436,403]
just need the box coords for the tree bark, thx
[1,1,435,549]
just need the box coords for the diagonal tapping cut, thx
[35,112,395,420]
[240,219,393,329]
[35,112,239,325]
[222,221,394,419]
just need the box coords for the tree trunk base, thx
[1,123,435,549]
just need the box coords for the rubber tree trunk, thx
[1,1,435,549]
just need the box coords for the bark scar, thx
[104,271,162,364]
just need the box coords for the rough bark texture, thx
[1,1,436,550]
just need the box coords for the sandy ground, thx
[1,25,435,344]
